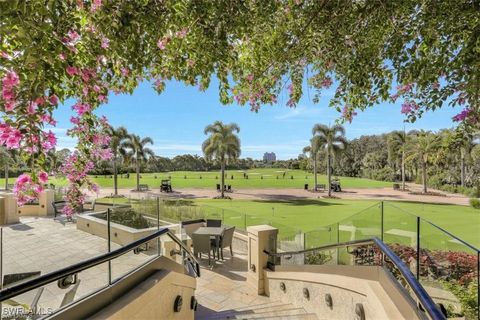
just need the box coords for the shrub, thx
[469,198,480,209]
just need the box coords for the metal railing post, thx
[107,208,112,285]
[157,197,161,256]
[380,201,384,241]
[336,222,340,264]
[416,216,420,280]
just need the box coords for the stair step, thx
[260,313,318,320]
[233,301,289,312]
[232,303,301,316]
[231,307,307,319]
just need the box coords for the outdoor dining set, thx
[181,219,235,266]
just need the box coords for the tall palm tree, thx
[303,136,323,191]
[388,130,408,191]
[406,131,439,193]
[107,126,129,195]
[123,134,155,191]
[312,124,347,197]
[202,121,241,198]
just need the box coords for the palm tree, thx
[0,147,18,190]
[123,134,155,191]
[388,130,408,191]
[107,126,129,195]
[202,121,241,198]
[312,124,347,197]
[406,131,439,193]
[303,136,323,191]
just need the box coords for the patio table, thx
[193,226,224,259]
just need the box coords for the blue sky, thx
[52,78,459,160]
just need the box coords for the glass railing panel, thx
[1,261,109,319]
[304,225,337,249]
[221,209,246,231]
[383,203,418,270]
[419,220,479,320]
[337,203,381,243]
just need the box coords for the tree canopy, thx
[0,0,478,211]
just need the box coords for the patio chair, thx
[191,233,214,265]
[206,219,222,227]
[218,226,235,260]
[52,200,67,217]
[227,185,232,192]
[216,184,221,192]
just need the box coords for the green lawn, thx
[97,196,479,250]
[39,168,392,189]
[191,199,480,249]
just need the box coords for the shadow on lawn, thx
[252,198,345,206]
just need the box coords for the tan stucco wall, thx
[50,256,196,320]
[264,265,418,320]
[90,269,196,320]
[0,192,19,224]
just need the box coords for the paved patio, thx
[1,217,152,316]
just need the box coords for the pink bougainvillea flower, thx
[401,101,418,114]
[72,102,91,116]
[5,129,22,149]
[38,171,49,184]
[49,94,59,105]
[66,66,78,76]
[120,67,129,77]
[175,28,188,39]
[91,0,102,12]
[59,53,67,61]
[27,101,38,114]
[0,51,11,59]
[101,37,110,49]
[4,101,16,112]
[70,116,81,125]
[246,74,254,82]
[67,30,80,43]
[3,70,19,87]
[17,174,32,185]
[157,38,168,50]
[321,77,333,88]
[452,108,471,122]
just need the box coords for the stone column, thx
[38,189,54,216]
[0,192,19,225]
[247,225,278,295]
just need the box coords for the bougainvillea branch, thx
[0,0,478,211]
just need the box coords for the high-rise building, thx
[263,152,276,162]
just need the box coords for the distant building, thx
[263,152,276,162]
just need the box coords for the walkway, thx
[93,183,470,206]
[194,250,317,319]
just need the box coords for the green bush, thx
[469,198,480,209]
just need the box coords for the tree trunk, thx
[460,151,465,187]
[4,164,8,190]
[220,161,225,198]
[136,157,140,191]
[113,157,118,196]
[401,149,405,191]
[422,160,427,193]
[313,154,317,191]
[327,153,332,197]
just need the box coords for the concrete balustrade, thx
[16,190,55,217]
[0,192,19,224]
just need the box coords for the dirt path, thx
[92,183,471,206]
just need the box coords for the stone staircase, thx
[196,301,318,319]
